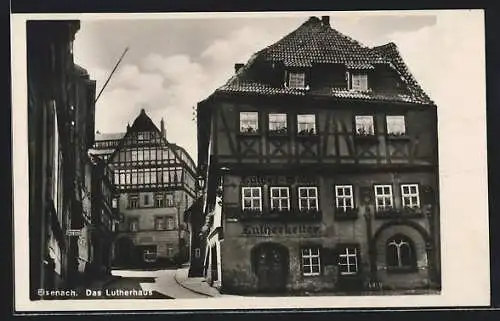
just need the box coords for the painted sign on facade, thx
[241,224,323,237]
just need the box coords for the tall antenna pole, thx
[95,47,129,104]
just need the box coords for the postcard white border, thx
[11,9,490,312]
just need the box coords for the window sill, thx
[238,131,261,137]
[267,131,289,138]
[296,133,320,139]
[334,208,359,221]
[386,135,411,141]
[354,134,378,142]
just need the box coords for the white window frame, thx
[355,115,375,136]
[301,247,321,276]
[386,115,406,136]
[128,196,139,209]
[401,184,420,209]
[298,187,319,211]
[240,112,259,133]
[297,114,316,134]
[374,185,393,211]
[268,113,288,132]
[241,187,262,211]
[335,185,354,211]
[387,239,414,268]
[288,72,306,89]
[155,194,165,207]
[351,73,368,91]
[270,187,290,211]
[339,247,358,275]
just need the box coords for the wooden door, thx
[255,244,287,293]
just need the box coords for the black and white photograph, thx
[11,9,489,312]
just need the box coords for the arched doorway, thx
[251,243,289,293]
[113,237,134,267]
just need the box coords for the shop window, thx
[143,248,157,262]
[401,184,420,209]
[301,247,321,276]
[297,114,316,135]
[270,187,290,211]
[240,112,259,133]
[386,235,417,270]
[386,115,406,136]
[335,185,354,211]
[374,185,393,211]
[338,246,359,275]
[298,187,318,211]
[355,115,375,136]
[241,187,262,211]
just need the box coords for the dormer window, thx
[288,72,306,89]
[348,72,369,91]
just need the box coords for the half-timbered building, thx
[196,16,440,294]
[91,109,197,268]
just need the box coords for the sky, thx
[72,11,484,163]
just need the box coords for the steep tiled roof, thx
[214,16,434,106]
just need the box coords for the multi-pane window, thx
[335,185,354,211]
[401,184,420,209]
[338,246,359,275]
[166,217,175,230]
[351,73,368,91]
[154,217,166,230]
[131,171,138,185]
[297,114,316,134]
[155,194,165,207]
[289,72,306,89]
[301,247,321,276]
[240,112,259,133]
[374,185,393,210]
[355,115,375,136]
[298,187,318,211]
[129,218,139,231]
[128,195,139,209]
[386,236,416,269]
[241,187,262,211]
[386,115,406,136]
[270,187,290,211]
[268,113,287,132]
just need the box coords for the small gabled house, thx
[196,16,440,294]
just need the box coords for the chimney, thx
[321,15,330,27]
[234,63,244,73]
[160,117,166,139]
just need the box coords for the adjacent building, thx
[91,109,198,268]
[195,16,440,294]
[27,20,113,298]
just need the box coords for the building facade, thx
[196,16,440,294]
[91,109,197,268]
[26,20,108,298]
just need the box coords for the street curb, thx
[173,269,216,298]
